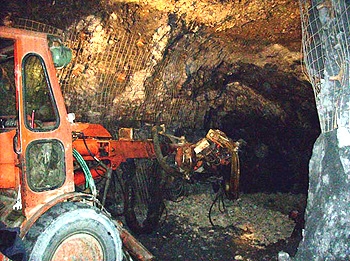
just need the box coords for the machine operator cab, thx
[0,27,74,219]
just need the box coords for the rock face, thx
[294,130,350,260]
[277,1,350,260]
[0,1,319,192]
[279,129,350,261]
[148,33,319,193]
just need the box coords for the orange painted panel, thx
[71,123,112,138]
[0,130,18,188]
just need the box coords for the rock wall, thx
[279,129,350,260]
[278,1,350,259]
[296,129,350,260]
[0,0,319,193]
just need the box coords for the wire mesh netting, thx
[14,18,65,38]
[13,18,192,130]
[300,0,350,133]
[58,26,153,124]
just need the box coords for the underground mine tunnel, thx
[2,1,347,261]
[2,0,319,194]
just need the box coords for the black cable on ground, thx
[208,186,226,227]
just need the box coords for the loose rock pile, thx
[138,183,306,261]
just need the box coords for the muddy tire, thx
[23,202,123,261]
[122,159,164,234]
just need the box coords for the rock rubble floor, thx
[138,183,306,261]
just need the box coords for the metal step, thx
[0,189,24,227]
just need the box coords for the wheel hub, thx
[51,233,104,260]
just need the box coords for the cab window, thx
[23,54,59,131]
[0,38,16,130]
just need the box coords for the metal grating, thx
[300,1,350,132]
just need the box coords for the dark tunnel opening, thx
[196,62,321,194]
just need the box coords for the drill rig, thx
[71,123,242,234]
[0,26,242,261]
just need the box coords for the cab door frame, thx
[2,27,75,218]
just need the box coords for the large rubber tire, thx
[23,202,123,261]
[122,159,165,234]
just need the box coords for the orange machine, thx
[0,26,152,261]
[0,26,241,261]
